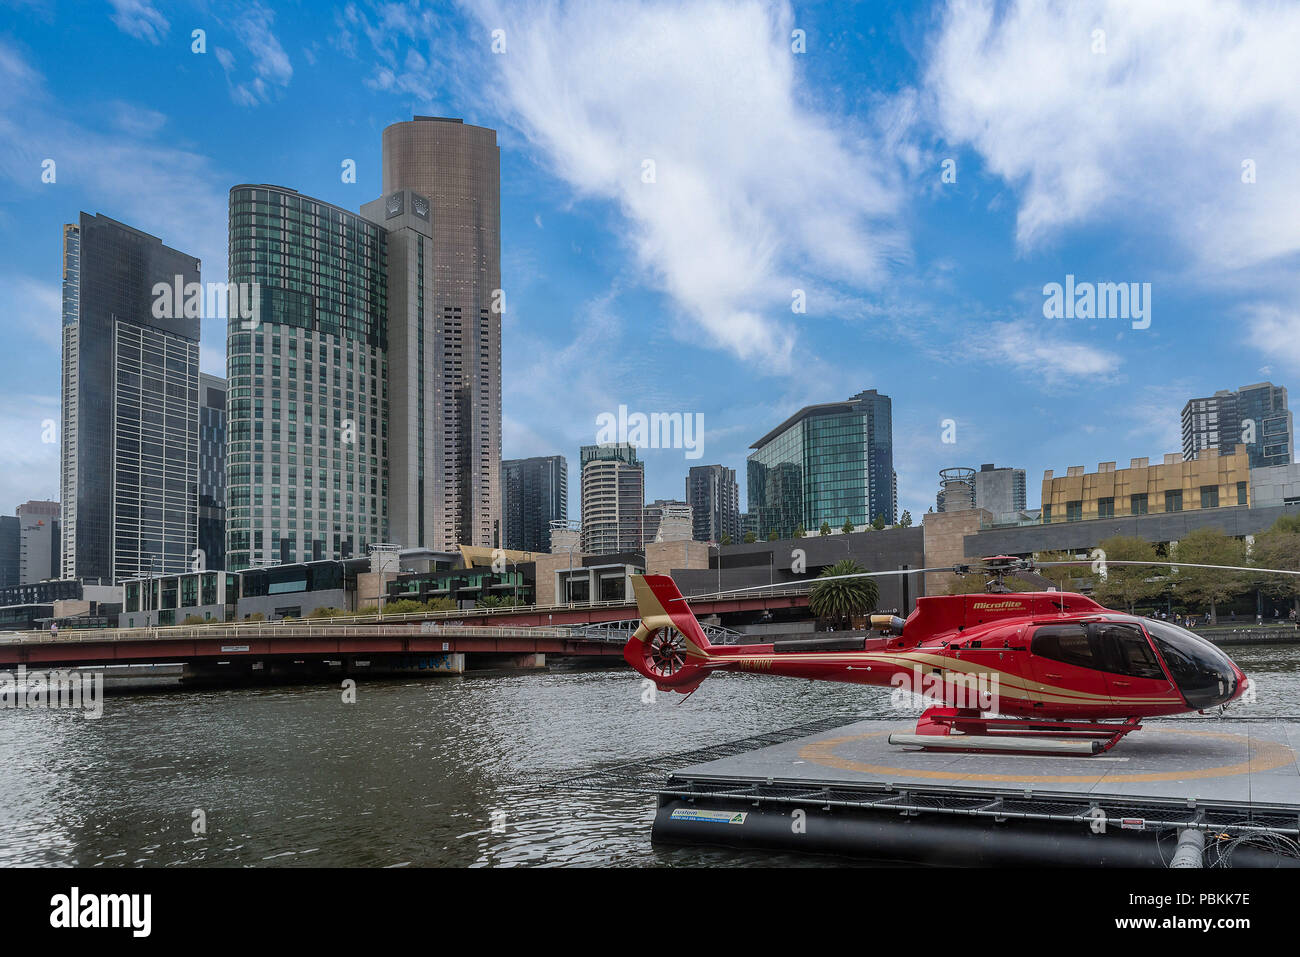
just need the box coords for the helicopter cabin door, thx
[1026,622,1113,716]
[1087,621,1176,708]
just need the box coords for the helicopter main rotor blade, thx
[1034,559,1300,576]
[671,566,956,602]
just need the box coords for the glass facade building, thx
[60,213,201,583]
[1182,382,1293,469]
[747,389,895,539]
[199,373,227,570]
[379,117,502,549]
[226,185,388,571]
[502,455,567,552]
[686,464,740,543]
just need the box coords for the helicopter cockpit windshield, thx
[1143,618,1239,709]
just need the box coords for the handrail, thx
[0,585,811,646]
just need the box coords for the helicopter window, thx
[1089,623,1166,680]
[1030,624,1095,669]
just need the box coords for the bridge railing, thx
[0,585,811,646]
[0,622,588,646]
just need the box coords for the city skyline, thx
[4,1,1300,530]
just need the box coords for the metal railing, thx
[0,622,586,646]
[0,584,811,647]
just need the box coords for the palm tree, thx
[809,559,879,630]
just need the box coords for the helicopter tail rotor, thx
[623,575,715,693]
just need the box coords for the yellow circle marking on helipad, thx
[798,728,1296,784]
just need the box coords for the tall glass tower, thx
[59,214,200,583]
[379,117,502,549]
[225,185,387,571]
[747,389,895,538]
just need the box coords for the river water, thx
[1,643,1297,867]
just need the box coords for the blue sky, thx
[2,0,1298,524]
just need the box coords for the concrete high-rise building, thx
[16,501,60,584]
[686,464,740,543]
[974,463,1027,522]
[60,214,201,583]
[747,389,894,539]
[644,499,693,544]
[199,374,227,571]
[1183,383,1293,469]
[937,464,1026,524]
[501,455,567,552]
[225,185,388,571]
[580,444,644,554]
[379,116,501,549]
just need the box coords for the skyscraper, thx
[747,389,895,538]
[1182,383,1293,468]
[225,185,387,570]
[686,464,740,543]
[60,214,201,583]
[198,373,227,571]
[644,499,693,543]
[501,455,567,552]
[16,501,60,584]
[380,117,502,549]
[580,444,644,554]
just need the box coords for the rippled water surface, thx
[1,643,1297,867]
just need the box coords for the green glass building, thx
[226,185,388,571]
[747,389,895,538]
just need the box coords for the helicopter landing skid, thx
[887,708,1143,756]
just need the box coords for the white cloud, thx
[107,0,169,45]
[971,320,1122,381]
[216,3,293,106]
[0,393,61,511]
[1244,304,1300,371]
[465,0,906,368]
[925,0,1300,269]
[7,276,62,352]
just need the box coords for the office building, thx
[747,389,895,539]
[937,464,1027,524]
[225,185,388,571]
[60,214,200,583]
[199,374,227,570]
[1183,382,1292,469]
[686,464,740,543]
[17,501,60,583]
[501,455,568,552]
[1041,447,1250,524]
[644,499,693,543]
[580,444,644,554]
[380,117,502,548]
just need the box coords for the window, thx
[1165,489,1182,512]
[1066,500,1083,522]
[1031,624,1096,668]
[1090,622,1166,679]
[1237,481,1248,506]
[1097,497,1115,520]
[1200,485,1219,509]
[1131,494,1148,516]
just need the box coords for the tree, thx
[743,531,757,544]
[767,529,779,541]
[425,597,458,612]
[244,612,265,622]
[946,571,1035,596]
[809,559,879,629]
[385,598,429,615]
[793,524,805,538]
[841,519,855,534]
[477,595,525,608]
[898,510,913,528]
[1171,528,1248,623]
[871,514,886,530]
[819,521,831,536]
[719,533,732,546]
[1090,535,1165,613]
[1252,514,1300,616]
[1033,550,1091,592]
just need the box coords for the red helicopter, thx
[621,555,1289,756]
